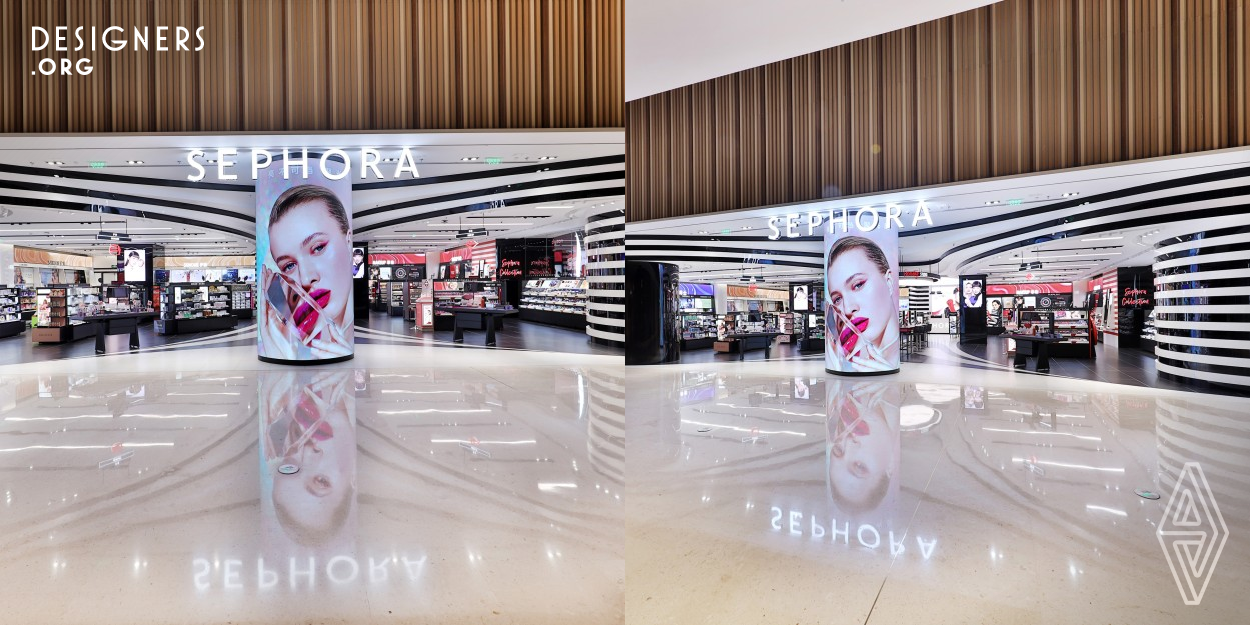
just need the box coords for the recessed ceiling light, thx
[47,161,64,166]
[125,160,144,165]
[741,226,751,230]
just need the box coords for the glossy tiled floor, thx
[0,346,624,624]
[625,360,1250,624]
[1,342,1246,624]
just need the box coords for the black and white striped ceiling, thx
[625,148,1250,286]
[0,132,624,256]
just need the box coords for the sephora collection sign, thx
[256,155,354,364]
[824,226,900,375]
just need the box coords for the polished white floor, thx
[1,345,1246,624]
[625,360,1250,624]
[0,345,624,624]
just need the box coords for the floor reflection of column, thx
[586,368,625,485]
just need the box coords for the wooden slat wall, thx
[627,0,1250,222]
[0,0,622,132]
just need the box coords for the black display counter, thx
[0,319,25,339]
[519,308,585,331]
[725,332,785,361]
[682,336,715,350]
[156,315,237,335]
[443,307,518,346]
[87,311,158,354]
[1008,333,1063,372]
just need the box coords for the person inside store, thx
[261,184,354,359]
[825,236,900,372]
[826,381,899,518]
[261,371,356,550]
[963,280,984,307]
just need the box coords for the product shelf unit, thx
[0,286,25,338]
[156,282,238,335]
[519,279,586,330]
[678,285,717,349]
[31,285,99,343]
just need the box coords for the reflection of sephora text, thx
[192,554,426,591]
[768,507,936,559]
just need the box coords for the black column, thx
[958,274,988,345]
[625,261,681,365]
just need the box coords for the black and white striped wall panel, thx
[585,210,625,347]
[1153,221,1250,391]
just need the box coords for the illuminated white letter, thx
[251,149,272,180]
[217,148,238,181]
[912,201,933,227]
[810,516,826,540]
[828,209,849,234]
[320,148,350,181]
[284,148,309,180]
[884,203,903,229]
[394,147,420,179]
[854,207,880,232]
[788,510,802,537]
[806,212,822,236]
[785,214,800,238]
[360,148,383,180]
[770,506,783,531]
[186,149,206,182]
[767,217,781,240]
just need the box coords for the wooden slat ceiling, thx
[627,0,1250,222]
[0,0,622,132]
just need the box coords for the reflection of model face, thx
[828,248,895,353]
[272,398,356,540]
[828,393,895,510]
[269,200,351,338]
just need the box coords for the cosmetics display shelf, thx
[18,286,37,319]
[229,284,255,319]
[155,283,238,335]
[519,279,586,330]
[1140,309,1157,354]
[31,286,100,343]
[0,286,24,338]
[799,312,826,354]
[681,311,718,349]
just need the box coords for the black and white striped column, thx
[585,210,625,347]
[1153,223,1250,392]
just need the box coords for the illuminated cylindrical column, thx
[824,224,900,375]
[256,152,355,364]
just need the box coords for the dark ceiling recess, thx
[626,0,1250,222]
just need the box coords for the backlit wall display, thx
[961,279,984,308]
[122,248,146,282]
[824,226,900,375]
[256,154,354,363]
